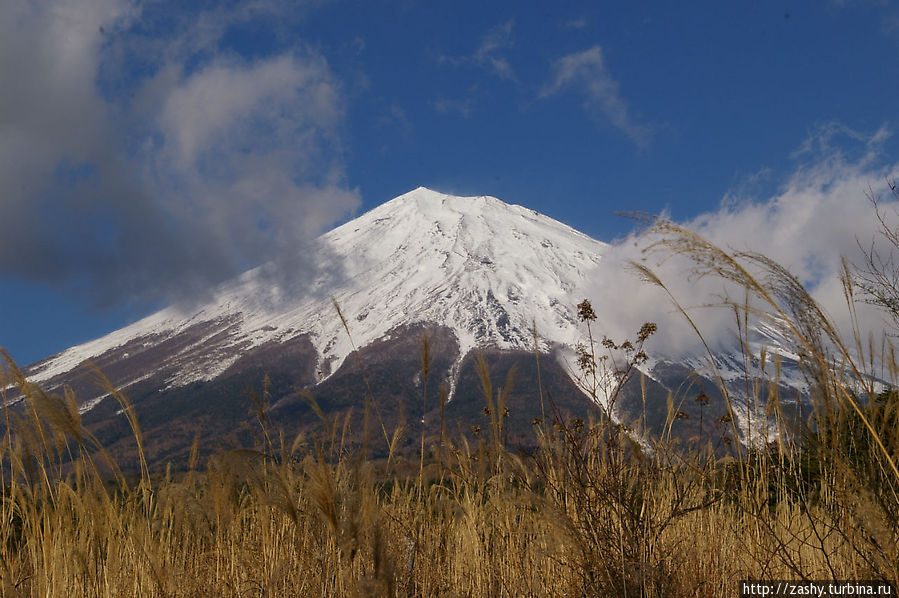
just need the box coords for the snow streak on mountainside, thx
[24,188,608,401]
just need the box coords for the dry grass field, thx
[0,221,896,597]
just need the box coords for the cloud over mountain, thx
[588,126,899,358]
[0,0,358,310]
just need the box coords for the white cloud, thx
[151,52,352,231]
[376,104,413,142]
[0,0,358,307]
[562,17,589,30]
[540,45,652,148]
[433,97,474,119]
[586,126,899,358]
[438,20,516,81]
[473,20,516,81]
[431,20,516,118]
[158,56,336,167]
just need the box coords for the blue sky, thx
[2,0,899,365]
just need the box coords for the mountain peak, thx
[350,187,551,241]
[407,185,448,198]
[382,186,501,213]
[26,188,608,402]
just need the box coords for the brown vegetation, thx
[0,219,896,596]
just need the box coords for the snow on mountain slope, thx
[24,188,608,400]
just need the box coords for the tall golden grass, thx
[0,221,895,596]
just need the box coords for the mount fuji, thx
[9,187,797,466]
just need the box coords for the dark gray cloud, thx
[0,0,358,311]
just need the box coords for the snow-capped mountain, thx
[24,187,604,403]
[10,187,811,466]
